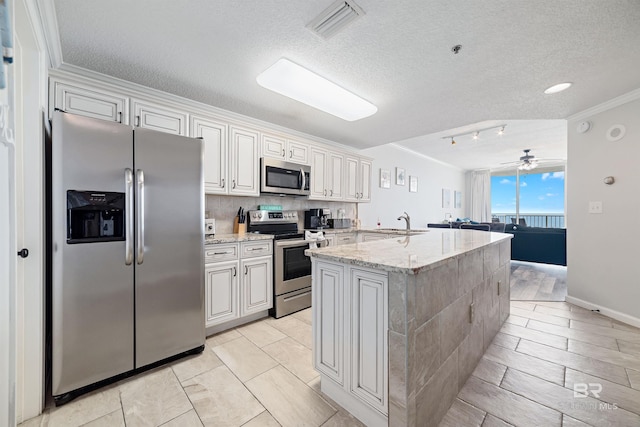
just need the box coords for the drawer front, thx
[205,244,239,263]
[241,240,273,258]
[335,233,357,246]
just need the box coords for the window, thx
[491,168,565,228]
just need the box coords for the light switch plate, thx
[588,201,603,214]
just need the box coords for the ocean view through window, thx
[491,169,565,228]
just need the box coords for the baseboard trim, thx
[565,296,640,329]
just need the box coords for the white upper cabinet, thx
[192,116,228,194]
[310,148,328,199]
[310,148,344,200]
[51,81,128,124]
[50,73,372,201]
[344,156,359,202]
[132,99,188,136]
[229,126,260,196]
[262,134,287,160]
[344,156,372,203]
[327,152,344,200]
[262,133,310,165]
[359,159,372,203]
[287,140,309,164]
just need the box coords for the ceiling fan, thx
[498,149,565,171]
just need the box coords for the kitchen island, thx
[306,229,512,427]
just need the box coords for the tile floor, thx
[20,309,364,427]
[440,300,640,427]
[510,261,567,301]
[20,301,640,427]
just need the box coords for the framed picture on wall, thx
[442,188,451,209]
[454,191,462,209]
[409,176,418,192]
[396,167,406,185]
[380,169,391,188]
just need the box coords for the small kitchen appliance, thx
[304,208,330,229]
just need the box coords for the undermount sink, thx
[378,228,429,233]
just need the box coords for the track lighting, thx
[442,124,507,146]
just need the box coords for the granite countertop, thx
[205,233,274,245]
[305,228,512,275]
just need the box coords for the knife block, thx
[233,217,246,234]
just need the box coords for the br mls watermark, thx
[559,383,619,411]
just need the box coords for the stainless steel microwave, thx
[260,158,310,196]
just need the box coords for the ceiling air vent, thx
[307,0,365,39]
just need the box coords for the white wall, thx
[567,95,640,323]
[358,144,466,229]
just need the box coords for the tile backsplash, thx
[206,195,358,234]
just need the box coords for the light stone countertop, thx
[308,227,430,235]
[305,228,512,275]
[205,233,274,245]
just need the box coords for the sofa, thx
[504,225,567,266]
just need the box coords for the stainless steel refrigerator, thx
[51,111,204,404]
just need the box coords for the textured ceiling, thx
[53,0,640,164]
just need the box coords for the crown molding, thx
[30,0,62,68]
[567,88,640,122]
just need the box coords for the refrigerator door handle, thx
[136,169,145,264]
[125,168,134,265]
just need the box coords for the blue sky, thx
[491,171,565,214]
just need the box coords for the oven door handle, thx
[275,239,308,249]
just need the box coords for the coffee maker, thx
[304,208,330,229]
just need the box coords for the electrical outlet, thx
[588,201,603,214]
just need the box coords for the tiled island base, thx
[388,240,511,427]
[307,229,512,427]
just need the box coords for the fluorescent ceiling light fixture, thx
[256,58,377,121]
[544,82,572,94]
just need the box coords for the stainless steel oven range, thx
[247,210,311,318]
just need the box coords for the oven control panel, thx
[248,210,298,224]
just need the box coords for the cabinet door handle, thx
[282,149,285,157]
[117,111,122,123]
[324,189,327,196]
[135,115,140,127]
[289,150,292,158]
[248,247,264,251]
[232,179,236,189]
[233,266,237,277]
[360,192,364,198]
[330,189,333,196]
[221,178,225,188]
[245,265,248,275]
[213,251,231,255]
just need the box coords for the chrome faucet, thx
[397,212,411,231]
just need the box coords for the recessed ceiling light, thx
[544,82,572,95]
[256,58,377,121]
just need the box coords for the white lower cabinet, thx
[205,241,273,329]
[240,256,273,316]
[313,262,344,384]
[205,261,239,326]
[358,232,389,242]
[313,261,388,417]
[349,269,388,410]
